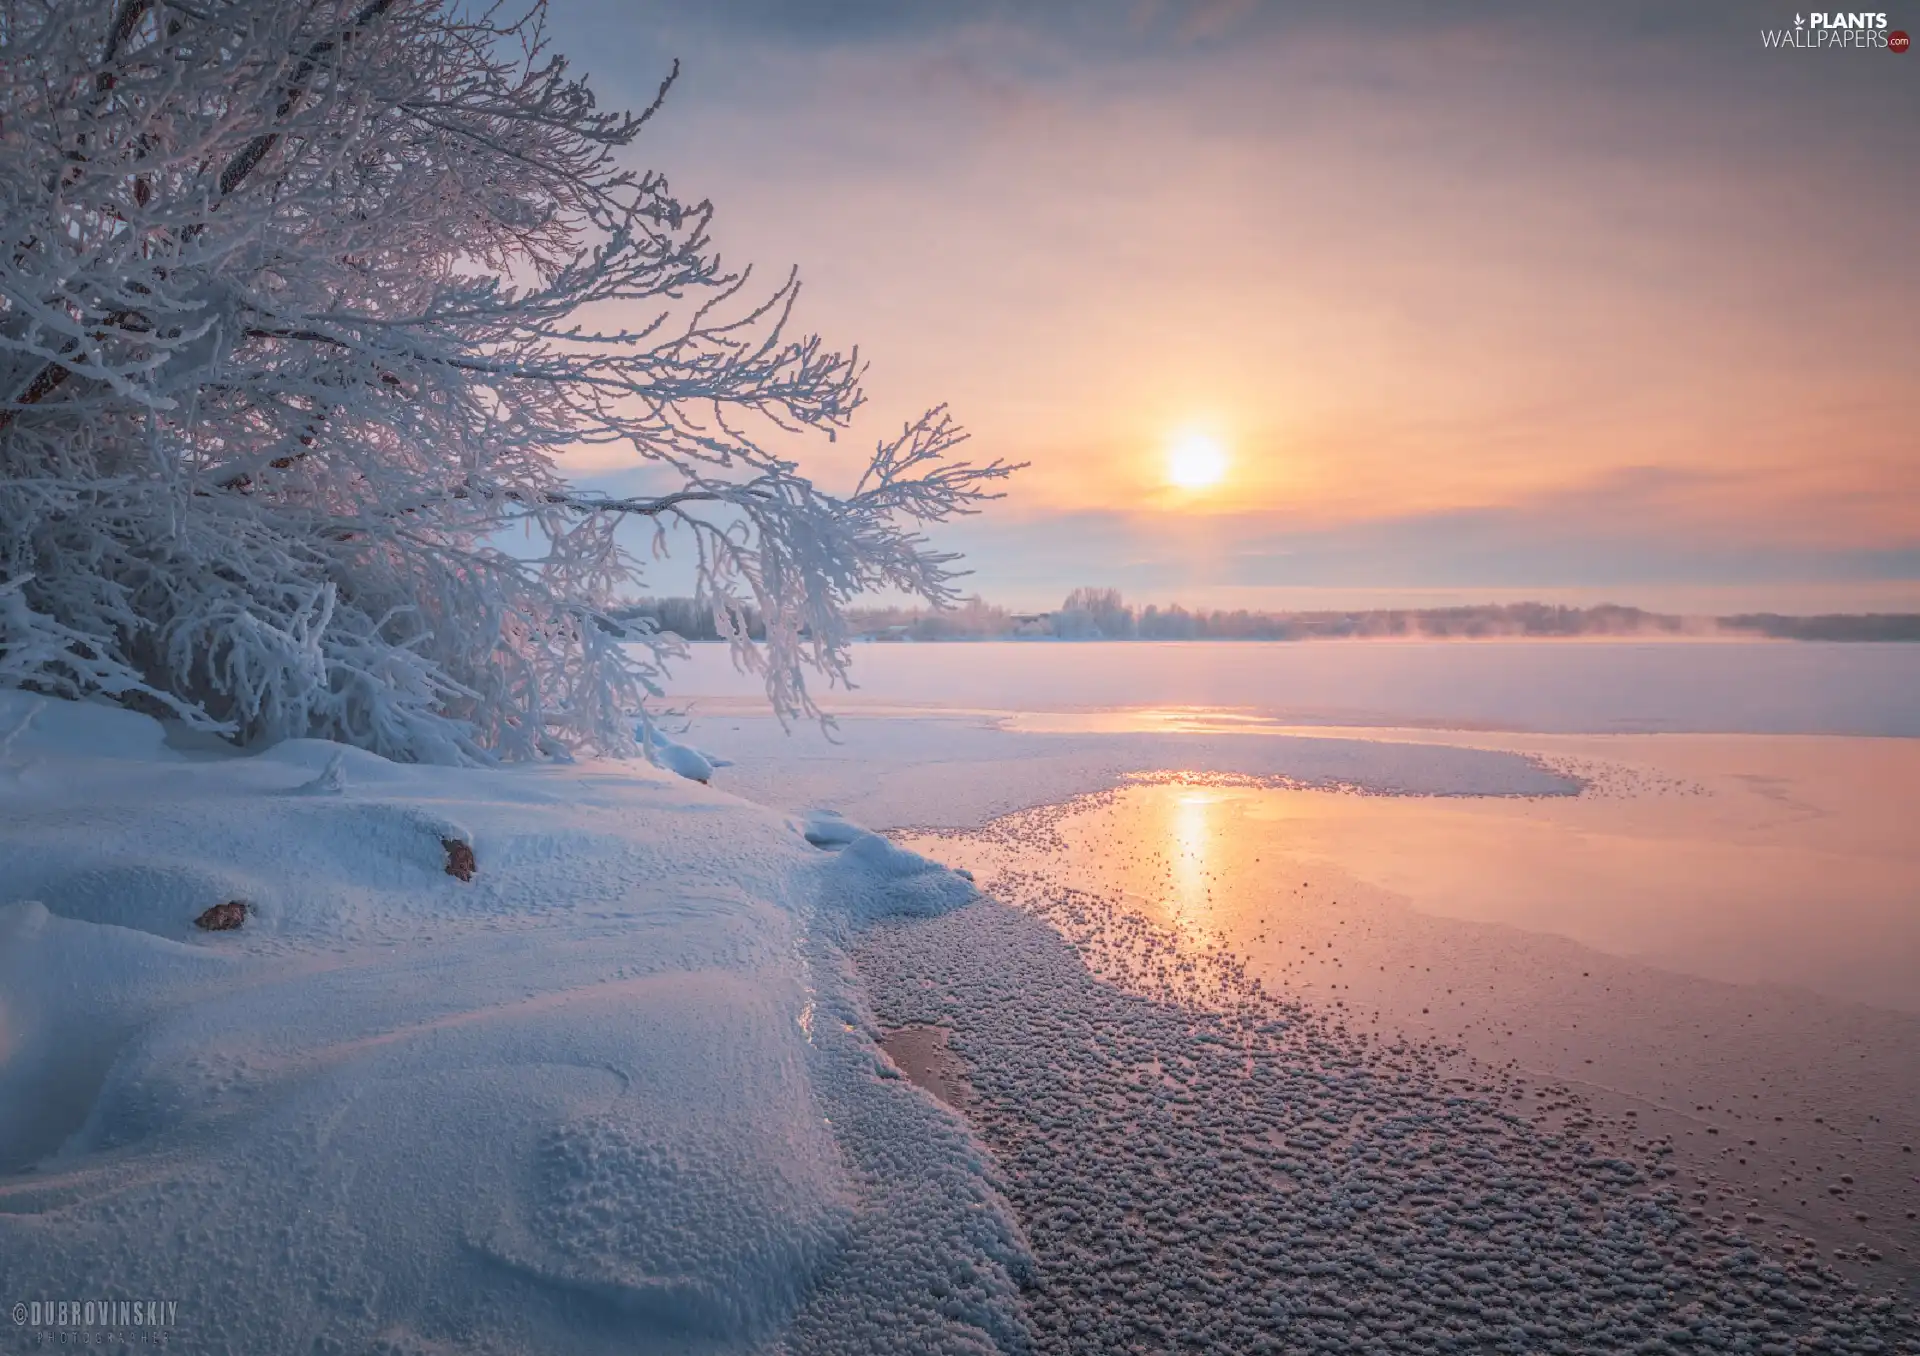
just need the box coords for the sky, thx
[547,1,1919,614]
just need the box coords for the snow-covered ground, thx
[0,692,1022,1354]
[5,687,1916,1353]
[857,888,1918,1354]
[669,703,1920,1343]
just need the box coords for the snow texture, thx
[681,712,1579,831]
[858,890,1920,1354]
[641,727,718,784]
[800,809,868,849]
[6,692,1913,1354]
[0,692,1024,1353]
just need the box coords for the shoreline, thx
[856,887,1919,1350]
[9,689,1914,1350]
[850,734,1920,1340]
[884,733,1920,1288]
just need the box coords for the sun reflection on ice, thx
[1169,790,1222,933]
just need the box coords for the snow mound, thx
[800,808,865,847]
[637,725,735,784]
[796,808,980,922]
[0,899,238,1174]
[0,693,1026,1353]
[462,972,851,1342]
[829,832,980,921]
[654,738,714,783]
[0,690,173,764]
[284,749,347,794]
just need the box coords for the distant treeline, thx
[610,597,765,642]
[1718,613,1920,641]
[616,592,1920,643]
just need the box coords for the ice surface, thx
[858,893,1920,1351]
[898,774,1920,1296]
[673,686,1920,1343]
[7,673,1915,1353]
[685,712,1577,831]
[663,639,1920,736]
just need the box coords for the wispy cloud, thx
[546,1,1918,609]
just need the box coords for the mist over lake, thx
[669,639,1920,737]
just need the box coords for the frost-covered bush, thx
[0,0,1012,763]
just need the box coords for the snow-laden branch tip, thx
[0,0,1020,763]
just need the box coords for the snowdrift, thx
[0,693,1021,1354]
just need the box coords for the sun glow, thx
[1167,433,1229,490]
[1169,790,1221,933]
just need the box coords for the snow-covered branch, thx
[1,0,1017,762]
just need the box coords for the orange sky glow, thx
[554,2,1918,612]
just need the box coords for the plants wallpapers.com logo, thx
[1761,11,1911,48]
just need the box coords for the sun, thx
[1167,433,1229,490]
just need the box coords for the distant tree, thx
[1718,613,1920,642]
[610,597,764,644]
[0,0,1013,762]
[1137,603,1183,640]
[1058,586,1133,639]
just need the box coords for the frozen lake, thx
[895,744,1920,1278]
[679,641,1920,1021]
[668,639,1920,736]
[677,637,1920,1306]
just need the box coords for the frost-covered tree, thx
[1056,587,1132,640]
[0,0,1013,762]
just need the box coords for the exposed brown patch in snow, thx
[880,1023,974,1113]
[193,899,249,930]
[443,838,476,882]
